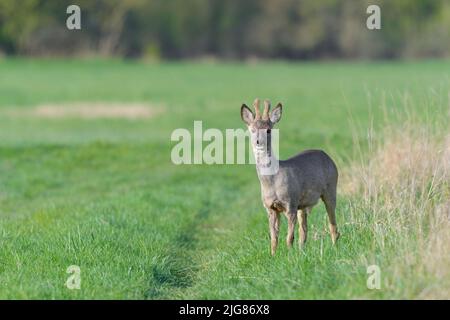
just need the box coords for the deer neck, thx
[254,143,279,186]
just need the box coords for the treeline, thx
[1,0,449,59]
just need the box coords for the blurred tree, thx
[0,0,42,54]
[0,0,448,59]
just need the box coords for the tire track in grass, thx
[144,173,251,299]
[145,198,212,299]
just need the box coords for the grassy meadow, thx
[0,59,448,299]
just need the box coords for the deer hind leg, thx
[268,209,280,256]
[322,192,340,244]
[297,207,309,248]
[286,211,297,248]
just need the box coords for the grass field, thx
[0,59,448,299]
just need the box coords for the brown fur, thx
[241,99,340,255]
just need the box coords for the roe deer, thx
[241,99,340,255]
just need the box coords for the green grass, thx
[0,59,448,299]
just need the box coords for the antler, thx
[253,98,261,120]
[262,100,271,120]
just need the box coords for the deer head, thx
[241,98,282,152]
[241,98,282,169]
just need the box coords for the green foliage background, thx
[0,0,449,59]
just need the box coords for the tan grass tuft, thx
[342,112,450,298]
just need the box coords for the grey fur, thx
[241,99,340,255]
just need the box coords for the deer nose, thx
[256,139,260,145]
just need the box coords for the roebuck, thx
[241,99,340,255]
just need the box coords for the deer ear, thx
[241,104,254,125]
[270,103,282,124]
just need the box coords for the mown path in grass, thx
[0,142,249,298]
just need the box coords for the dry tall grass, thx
[342,107,449,299]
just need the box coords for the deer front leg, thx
[297,208,309,249]
[286,212,297,248]
[268,209,280,256]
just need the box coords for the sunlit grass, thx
[0,59,448,298]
